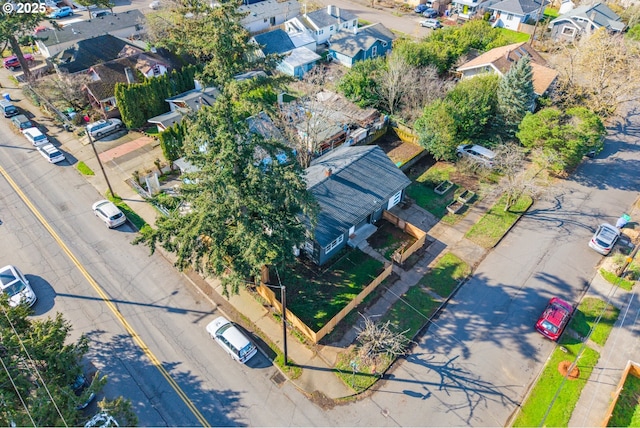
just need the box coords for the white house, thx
[285,5,358,45]
[239,0,300,34]
[548,2,625,41]
[489,0,548,32]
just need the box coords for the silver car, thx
[206,316,257,364]
[92,200,127,228]
[0,265,37,308]
[86,119,124,139]
[589,223,620,255]
[456,144,496,168]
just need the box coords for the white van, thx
[22,127,49,146]
[0,99,18,118]
[456,144,496,168]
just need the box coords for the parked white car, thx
[455,144,496,168]
[38,143,66,164]
[22,127,49,146]
[0,265,37,308]
[206,316,257,364]
[86,119,124,139]
[92,200,127,228]
[589,223,620,255]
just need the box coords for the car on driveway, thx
[48,6,73,18]
[92,200,127,228]
[206,316,257,364]
[86,118,124,139]
[0,265,37,308]
[420,18,442,29]
[414,3,429,13]
[456,143,496,168]
[91,9,112,17]
[535,297,573,341]
[3,54,34,70]
[422,8,439,18]
[589,223,620,255]
[149,0,161,9]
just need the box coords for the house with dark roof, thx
[303,145,411,265]
[488,0,548,32]
[285,5,358,45]
[456,42,558,96]
[328,23,395,68]
[250,29,321,78]
[52,34,143,74]
[84,50,177,118]
[147,83,220,131]
[548,2,625,41]
[239,0,300,34]
[35,10,145,58]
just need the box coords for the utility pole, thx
[87,129,115,197]
[275,267,288,367]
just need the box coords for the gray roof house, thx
[328,23,395,68]
[488,0,548,32]
[35,10,145,58]
[548,2,626,41]
[303,145,411,265]
[251,29,321,78]
[252,29,296,55]
[285,5,358,45]
[239,0,300,34]
[52,34,142,74]
[147,84,221,131]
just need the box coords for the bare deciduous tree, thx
[32,71,92,111]
[494,143,542,211]
[356,316,410,366]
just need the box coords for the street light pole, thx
[274,268,288,367]
[87,128,115,197]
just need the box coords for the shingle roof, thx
[305,145,411,247]
[253,29,296,55]
[37,10,145,47]
[549,2,625,31]
[329,23,395,57]
[239,0,300,23]
[489,0,547,15]
[167,87,220,112]
[304,6,357,29]
[283,47,321,68]
[54,34,142,74]
[457,42,558,95]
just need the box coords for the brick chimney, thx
[325,168,332,177]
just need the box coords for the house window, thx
[264,18,268,23]
[387,190,403,209]
[372,45,378,57]
[561,26,576,37]
[382,41,388,47]
[318,29,324,35]
[330,25,334,31]
[270,16,276,26]
[324,234,344,254]
[353,19,357,26]
[507,13,514,20]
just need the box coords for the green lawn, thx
[466,194,533,248]
[496,28,531,43]
[406,163,458,219]
[608,373,640,427]
[419,252,470,298]
[568,297,620,346]
[281,249,384,331]
[513,341,600,427]
[77,161,94,176]
[383,284,441,339]
[544,7,560,18]
[600,268,635,291]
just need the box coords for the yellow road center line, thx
[0,165,209,427]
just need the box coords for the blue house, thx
[251,29,321,78]
[303,145,411,265]
[328,23,395,68]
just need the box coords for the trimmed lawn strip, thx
[513,342,600,427]
[282,249,384,331]
[335,348,391,393]
[568,297,620,346]
[608,373,640,427]
[496,27,531,43]
[599,268,635,291]
[77,161,95,176]
[419,252,470,298]
[465,194,533,248]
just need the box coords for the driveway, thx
[360,111,640,425]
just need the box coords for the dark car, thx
[535,297,573,341]
[3,54,35,70]
[414,4,429,13]
[422,7,439,18]
[11,114,33,131]
[72,374,96,410]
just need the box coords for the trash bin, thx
[2,93,10,101]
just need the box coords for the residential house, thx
[548,2,625,41]
[35,10,145,58]
[239,0,300,34]
[285,5,358,46]
[450,0,491,19]
[456,42,558,96]
[328,23,395,68]
[147,83,221,132]
[84,50,176,117]
[303,145,411,265]
[488,0,548,32]
[52,34,143,74]
[251,29,321,78]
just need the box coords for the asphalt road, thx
[0,119,345,426]
[358,114,640,426]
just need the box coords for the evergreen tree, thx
[496,55,535,140]
[135,97,318,296]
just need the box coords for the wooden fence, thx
[601,360,640,427]
[382,210,427,264]
[257,262,393,343]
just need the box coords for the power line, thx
[0,353,36,427]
